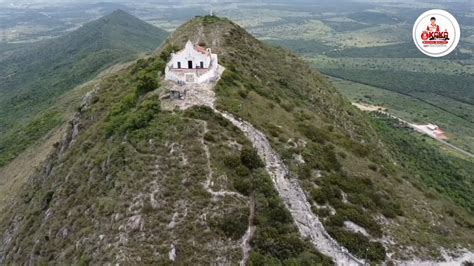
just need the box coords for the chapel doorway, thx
[188,61,193,69]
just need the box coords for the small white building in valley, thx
[165,40,220,84]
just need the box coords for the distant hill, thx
[0,10,168,167]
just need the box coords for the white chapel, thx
[165,40,220,84]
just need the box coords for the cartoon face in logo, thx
[413,10,460,57]
[427,17,439,33]
[420,16,449,41]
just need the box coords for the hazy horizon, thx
[1,0,472,4]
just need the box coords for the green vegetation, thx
[201,15,223,25]
[347,11,401,25]
[105,57,165,136]
[305,50,474,154]
[251,171,334,264]
[0,40,331,264]
[1,53,239,263]
[186,106,332,264]
[0,112,62,167]
[0,10,168,168]
[373,115,474,214]
[258,5,473,157]
[241,152,329,263]
[320,69,474,110]
[105,93,161,136]
[310,56,474,76]
[266,39,333,55]
[325,42,471,59]
[321,20,370,33]
[240,146,265,170]
[327,77,474,154]
[327,228,385,262]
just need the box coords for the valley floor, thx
[352,103,474,160]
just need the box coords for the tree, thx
[136,71,158,95]
[240,146,265,170]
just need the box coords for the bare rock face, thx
[169,244,176,262]
[58,228,69,238]
[160,66,224,112]
[344,221,370,238]
[125,215,144,233]
[60,85,100,154]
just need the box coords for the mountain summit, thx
[0,9,168,126]
[66,9,168,52]
[1,16,472,265]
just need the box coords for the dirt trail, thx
[239,196,256,266]
[198,118,254,263]
[198,119,247,199]
[217,110,364,266]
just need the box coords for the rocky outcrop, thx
[0,85,101,264]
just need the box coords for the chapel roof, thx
[184,40,208,55]
[194,45,207,54]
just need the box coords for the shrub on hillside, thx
[298,123,329,144]
[327,227,386,263]
[298,165,312,180]
[160,43,179,62]
[238,89,249,99]
[105,94,160,136]
[322,144,341,171]
[183,106,215,121]
[136,71,158,95]
[233,175,252,196]
[327,206,382,237]
[223,155,240,168]
[240,146,264,170]
[211,210,248,240]
[368,164,378,171]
